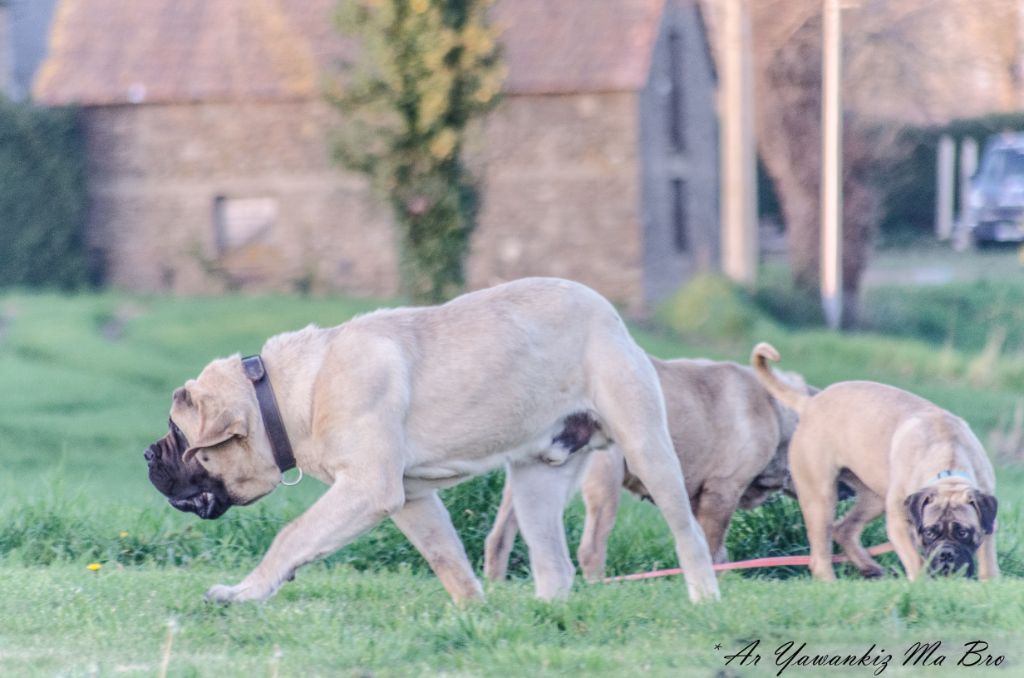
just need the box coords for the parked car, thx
[965,133,1024,246]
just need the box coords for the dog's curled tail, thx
[750,342,809,414]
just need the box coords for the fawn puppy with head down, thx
[751,342,998,581]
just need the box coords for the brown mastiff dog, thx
[145,278,719,604]
[484,354,813,582]
[752,342,999,581]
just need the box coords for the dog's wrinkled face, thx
[905,484,998,577]
[144,356,281,519]
[145,419,233,519]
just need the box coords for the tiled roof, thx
[34,0,665,106]
[495,0,664,95]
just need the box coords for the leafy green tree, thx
[331,0,503,303]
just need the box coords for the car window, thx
[1003,151,1024,178]
[981,150,1003,184]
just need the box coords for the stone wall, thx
[469,92,645,310]
[83,92,646,308]
[82,100,400,296]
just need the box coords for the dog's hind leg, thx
[587,342,718,602]
[509,455,588,600]
[832,486,886,578]
[577,446,625,582]
[610,429,717,601]
[393,491,484,603]
[483,470,519,582]
[789,430,839,582]
[694,485,741,565]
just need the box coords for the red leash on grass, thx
[603,542,896,582]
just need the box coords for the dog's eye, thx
[953,526,971,541]
[922,526,940,541]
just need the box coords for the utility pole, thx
[956,137,978,248]
[820,0,843,330]
[720,0,758,285]
[934,134,955,240]
[0,3,14,99]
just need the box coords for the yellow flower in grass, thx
[411,0,430,14]
[119,531,129,538]
[86,562,102,572]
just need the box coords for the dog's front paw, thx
[205,582,263,603]
[856,563,887,579]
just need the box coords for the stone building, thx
[33,0,718,309]
[1,0,59,100]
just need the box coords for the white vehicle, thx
[966,133,1024,246]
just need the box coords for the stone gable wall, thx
[469,92,644,309]
[82,92,645,308]
[82,100,400,296]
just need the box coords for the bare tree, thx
[751,2,878,325]
[743,0,1021,325]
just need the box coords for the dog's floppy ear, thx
[173,386,193,408]
[904,487,937,530]
[970,490,998,535]
[181,387,250,463]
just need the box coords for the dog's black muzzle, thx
[925,541,976,578]
[144,419,233,520]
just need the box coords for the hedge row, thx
[0,98,91,288]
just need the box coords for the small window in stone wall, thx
[671,179,688,252]
[667,28,686,154]
[213,196,278,254]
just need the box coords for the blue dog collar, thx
[930,469,975,485]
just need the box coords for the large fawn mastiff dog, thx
[484,355,812,582]
[752,342,998,581]
[145,278,719,604]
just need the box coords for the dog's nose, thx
[937,550,954,563]
[144,447,157,463]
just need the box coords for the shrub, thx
[862,279,1024,354]
[0,98,90,288]
[751,264,825,328]
[654,274,760,342]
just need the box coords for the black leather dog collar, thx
[241,355,297,473]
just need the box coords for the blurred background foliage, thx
[330,0,503,303]
[0,97,91,289]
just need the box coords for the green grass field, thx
[2,567,1021,676]
[2,288,1023,676]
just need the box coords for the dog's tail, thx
[750,342,810,415]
